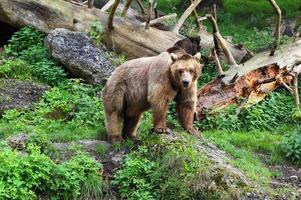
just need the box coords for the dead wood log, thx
[0,0,252,61]
[196,40,301,119]
[0,0,181,58]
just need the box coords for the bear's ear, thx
[170,53,178,62]
[193,52,201,61]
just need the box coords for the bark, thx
[100,0,115,11]
[190,0,203,33]
[196,40,301,119]
[136,0,145,15]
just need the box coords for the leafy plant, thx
[4,27,45,56]
[88,20,105,46]
[279,130,301,165]
[113,155,156,200]
[0,146,104,200]
[0,59,30,79]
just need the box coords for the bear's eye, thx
[189,69,194,73]
[178,69,183,74]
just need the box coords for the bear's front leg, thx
[176,102,200,136]
[175,86,202,137]
[152,104,172,134]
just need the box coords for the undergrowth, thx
[0,143,104,200]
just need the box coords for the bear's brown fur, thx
[102,49,202,142]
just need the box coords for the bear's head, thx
[170,52,202,90]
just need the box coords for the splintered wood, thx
[196,40,301,119]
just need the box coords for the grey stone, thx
[45,28,114,85]
[7,133,29,150]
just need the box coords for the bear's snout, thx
[182,80,190,88]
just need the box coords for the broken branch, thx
[145,0,153,29]
[107,0,121,30]
[142,13,177,26]
[268,0,281,56]
[206,14,237,66]
[190,0,203,33]
[136,0,145,15]
[173,0,203,33]
[100,0,115,12]
[212,48,223,75]
[293,72,300,109]
[121,0,132,17]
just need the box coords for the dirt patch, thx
[272,164,301,188]
[0,79,49,115]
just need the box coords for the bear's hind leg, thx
[106,112,123,142]
[122,114,142,140]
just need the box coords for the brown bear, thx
[102,48,202,142]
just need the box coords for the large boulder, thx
[0,79,48,114]
[45,28,114,85]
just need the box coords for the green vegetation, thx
[279,130,301,165]
[0,27,106,199]
[0,0,301,197]
[113,130,246,200]
[0,144,104,200]
[88,20,105,46]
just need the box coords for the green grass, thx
[203,130,281,183]
[224,0,301,19]
[204,130,283,154]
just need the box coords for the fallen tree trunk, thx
[196,40,301,119]
[0,0,251,61]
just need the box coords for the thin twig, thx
[268,0,281,56]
